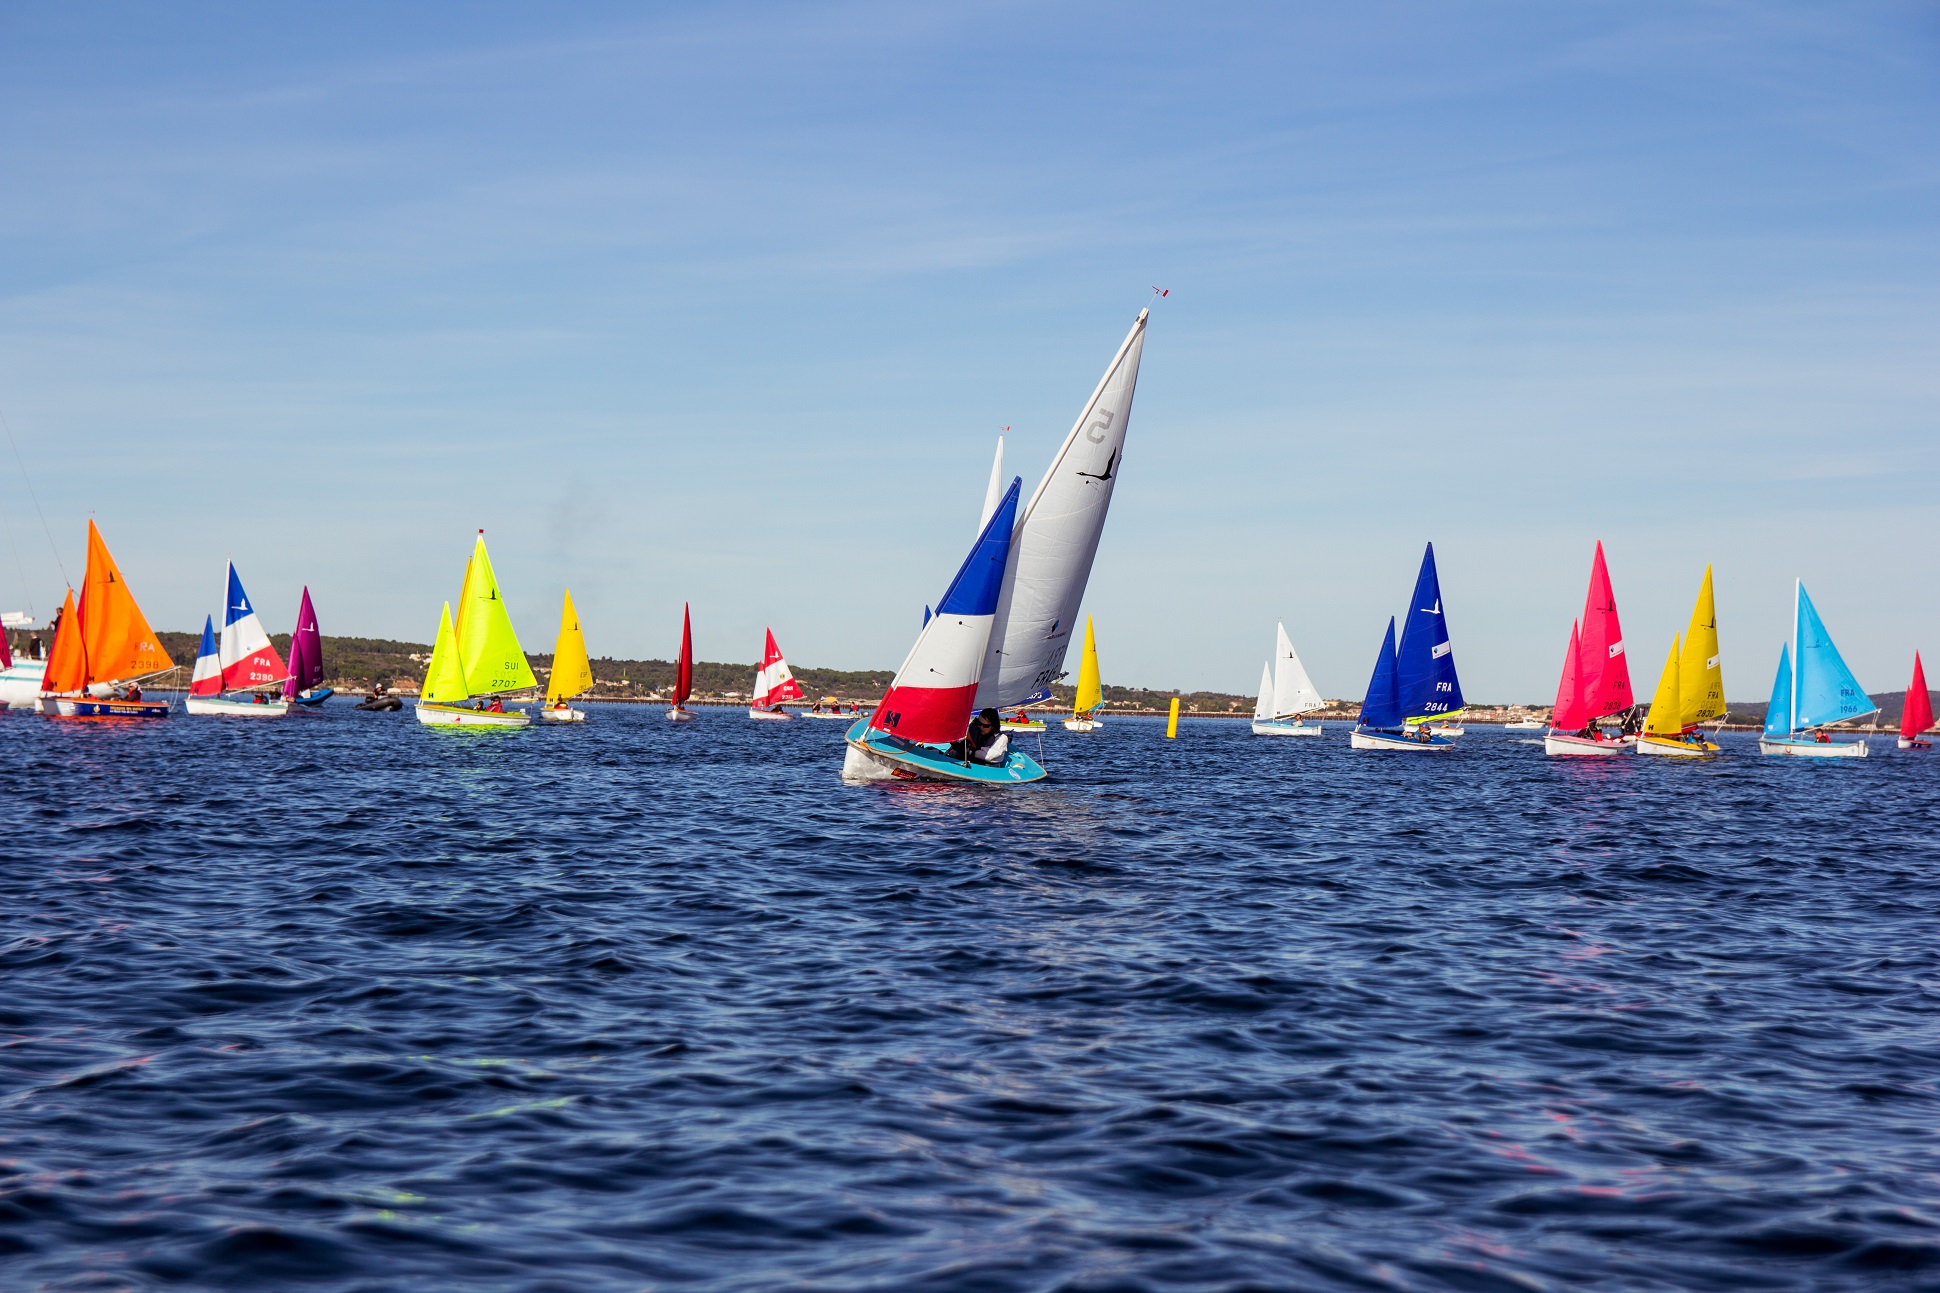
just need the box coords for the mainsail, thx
[77,520,174,686]
[1072,615,1102,718]
[1791,580,1874,729]
[1575,541,1631,722]
[1271,621,1322,720]
[872,480,1021,743]
[752,628,806,710]
[285,588,325,699]
[979,436,1006,531]
[1395,543,1462,723]
[974,311,1148,709]
[546,589,594,705]
[1903,653,1933,741]
[672,604,694,708]
[455,532,536,695]
[1677,565,1724,728]
[218,563,288,691]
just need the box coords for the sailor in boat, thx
[253,693,267,705]
[488,697,505,713]
[946,709,1010,766]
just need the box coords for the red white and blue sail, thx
[219,562,288,690]
[871,478,1020,744]
[190,616,222,696]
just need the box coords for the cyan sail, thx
[1396,542,1463,721]
[1358,617,1403,730]
[1763,644,1792,738]
[1794,582,1876,729]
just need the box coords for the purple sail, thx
[284,587,325,699]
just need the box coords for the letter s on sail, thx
[1084,408,1115,444]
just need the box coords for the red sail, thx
[1576,541,1632,722]
[1904,652,1934,740]
[673,603,694,707]
[1551,620,1584,731]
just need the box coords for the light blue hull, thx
[290,687,334,707]
[843,718,1048,784]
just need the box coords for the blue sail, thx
[1357,617,1403,730]
[1794,582,1876,729]
[1395,542,1463,720]
[1763,644,1792,738]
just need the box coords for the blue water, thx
[5,706,1939,1292]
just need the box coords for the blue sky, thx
[1,2,1934,701]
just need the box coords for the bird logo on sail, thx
[1076,448,1117,483]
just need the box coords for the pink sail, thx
[1551,620,1584,731]
[1575,541,1632,722]
[1904,652,1934,740]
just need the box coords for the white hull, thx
[1253,719,1323,737]
[1544,731,1635,757]
[1350,727,1453,751]
[748,707,793,721]
[665,706,696,722]
[1504,719,1546,730]
[1899,736,1931,750]
[1425,724,1464,737]
[185,695,290,717]
[801,711,858,720]
[540,705,586,723]
[1063,717,1102,731]
[1636,733,1719,758]
[1000,720,1047,733]
[416,702,530,727]
[0,662,48,710]
[1759,735,1867,758]
[841,741,898,781]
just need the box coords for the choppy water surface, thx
[5,705,1939,1292]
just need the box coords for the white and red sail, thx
[219,562,288,690]
[751,628,804,710]
[871,479,1020,743]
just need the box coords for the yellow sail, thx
[1643,636,1683,735]
[545,588,595,704]
[452,552,475,639]
[455,533,537,695]
[1072,615,1102,717]
[1677,564,1724,727]
[421,602,472,703]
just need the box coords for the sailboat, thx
[1062,615,1105,731]
[0,612,50,709]
[541,589,593,722]
[1638,565,1724,756]
[749,628,804,719]
[666,603,697,722]
[185,563,290,716]
[1349,544,1463,751]
[1759,580,1874,757]
[1545,542,1636,756]
[283,587,332,706]
[1900,653,1932,750]
[846,308,1150,783]
[1252,621,1323,736]
[415,531,536,727]
[40,521,176,717]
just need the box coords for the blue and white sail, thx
[1357,618,1403,730]
[189,616,222,697]
[870,479,1021,744]
[217,562,288,691]
[1792,581,1875,729]
[1395,542,1463,722]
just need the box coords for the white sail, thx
[978,435,1006,531]
[1271,621,1323,719]
[1253,662,1274,721]
[974,310,1149,708]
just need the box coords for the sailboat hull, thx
[1899,736,1932,750]
[1349,727,1452,751]
[415,702,530,727]
[1544,731,1635,757]
[540,705,586,723]
[51,696,171,719]
[1063,717,1102,732]
[665,706,697,723]
[290,688,333,707]
[185,695,291,717]
[801,711,856,720]
[843,718,1048,784]
[1425,724,1464,737]
[1759,736,1867,758]
[1,662,48,709]
[1636,734,1719,757]
[1000,719,1047,732]
[1253,720,1322,736]
[748,707,794,721]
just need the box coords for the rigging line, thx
[0,405,70,590]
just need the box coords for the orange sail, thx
[40,588,86,694]
[78,520,174,684]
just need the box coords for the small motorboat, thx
[357,693,405,712]
[803,697,857,720]
[1504,715,1546,730]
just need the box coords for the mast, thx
[1792,578,1801,735]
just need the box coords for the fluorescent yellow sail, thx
[421,602,472,703]
[1643,636,1683,735]
[456,533,537,694]
[452,553,476,639]
[545,588,595,704]
[1072,615,1102,717]
[1677,564,1724,727]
